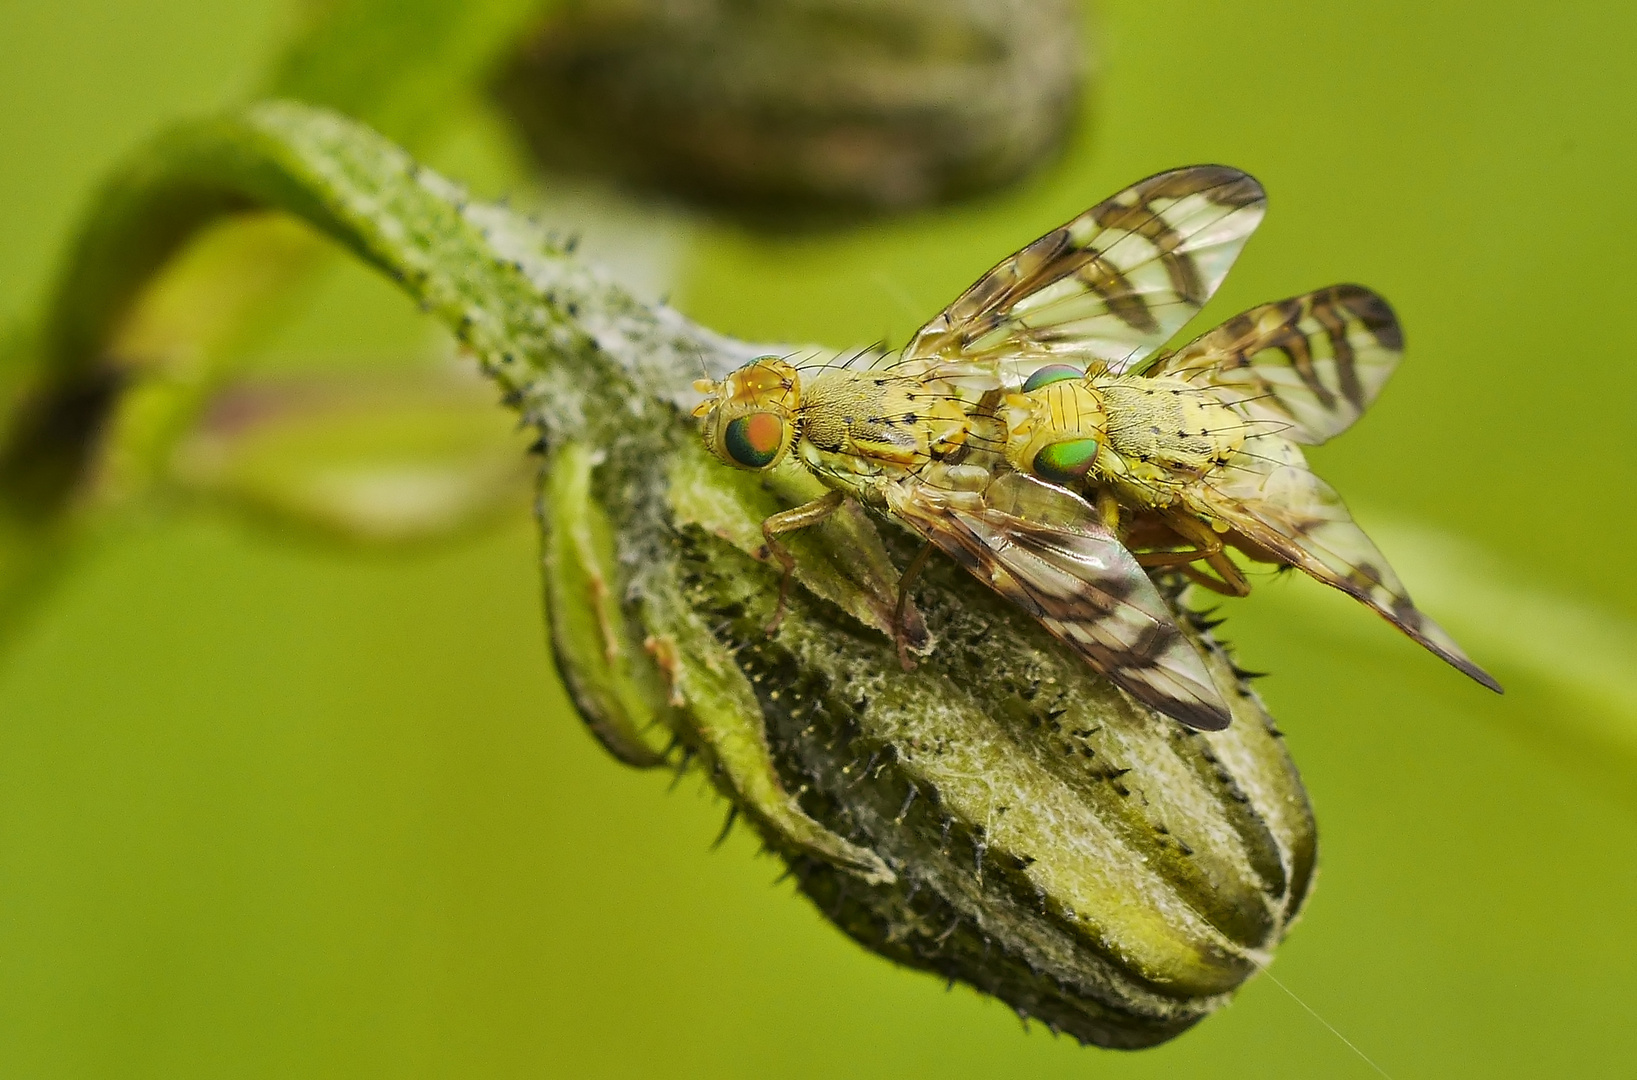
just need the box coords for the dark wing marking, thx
[887,471,1233,730]
[901,166,1267,382]
[1189,439,1500,691]
[1150,284,1403,444]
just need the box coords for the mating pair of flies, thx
[693,165,1500,731]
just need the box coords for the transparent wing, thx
[1190,439,1500,691]
[1151,285,1403,445]
[887,471,1233,730]
[901,166,1267,382]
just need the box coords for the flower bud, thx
[544,380,1315,1048]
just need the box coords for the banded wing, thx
[900,166,1267,381]
[886,470,1233,730]
[1189,438,1500,691]
[1151,285,1404,444]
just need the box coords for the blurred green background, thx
[2,1,1635,1076]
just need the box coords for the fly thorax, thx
[800,372,950,474]
[1002,378,1108,487]
[1101,377,1246,479]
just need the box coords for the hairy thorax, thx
[1096,376,1247,506]
[797,371,967,483]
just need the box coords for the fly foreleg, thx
[759,489,846,634]
[893,541,937,671]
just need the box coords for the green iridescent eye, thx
[1033,438,1099,486]
[1022,363,1084,393]
[723,412,785,469]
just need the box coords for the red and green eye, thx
[723,412,785,469]
[1032,438,1099,486]
[1022,363,1083,393]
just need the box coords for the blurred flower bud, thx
[495,0,1087,220]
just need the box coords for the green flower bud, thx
[548,405,1315,1046]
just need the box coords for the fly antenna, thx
[689,342,712,383]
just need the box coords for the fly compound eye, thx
[1021,363,1084,393]
[723,412,786,469]
[1032,437,1099,486]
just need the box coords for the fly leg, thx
[1180,563,1244,596]
[1184,515,1251,597]
[893,541,936,671]
[1134,514,1251,597]
[1197,548,1251,597]
[759,489,845,634]
[1096,489,1122,531]
[1131,518,1221,568]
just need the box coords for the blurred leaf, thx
[171,367,535,545]
[1370,520,1637,734]
[1249,515,1637,795]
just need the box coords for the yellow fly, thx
[911,168,1499,695]
[695,165,1499,729]
[692,187,1247,730]
[693,343,1238,729]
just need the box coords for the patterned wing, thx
[886,471,1233,730]
[901,166,1267,380]
[1150,285,1404,444]
[1190,439,1500,691]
